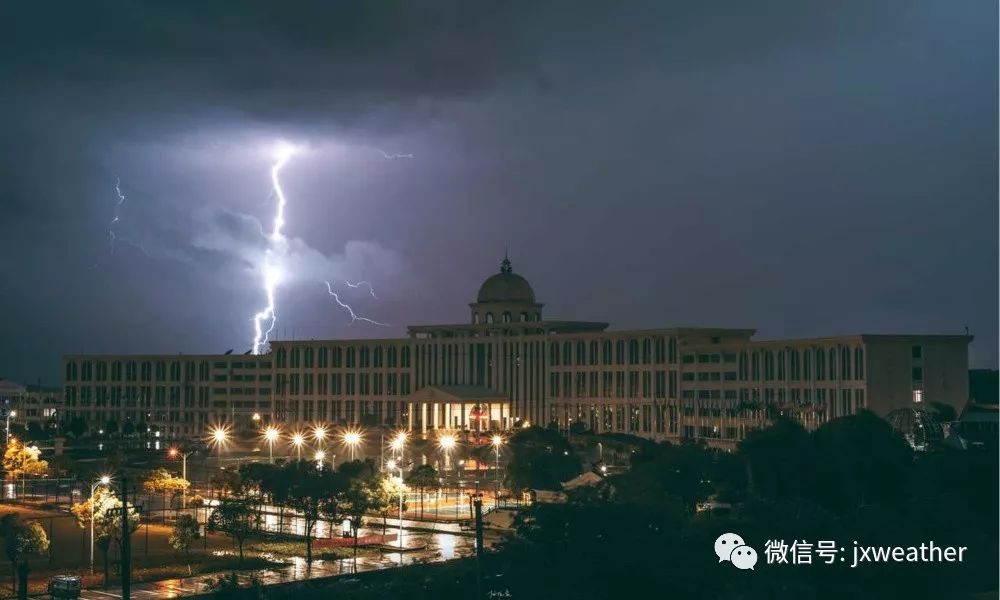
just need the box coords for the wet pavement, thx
[75,526,497,599]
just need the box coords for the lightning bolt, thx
[109,177,126,254]
[375,149,414,160]
[344,280,377,298]
[251,145,294,354]
[325,281,389,326]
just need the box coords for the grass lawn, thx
[250,540,379,561]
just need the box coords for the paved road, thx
[74,526,498,599]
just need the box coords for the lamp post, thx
[389,431,408,551]
[89,475,110,574]
[437,433,456,472]
[314,450,325,468]
[491,434,504,508]
[291,433,305,461]
[5,410,16,445]
[313,425,327,452]
[342,430,362,462]
[168,447,194,508]
[210,426,228,469]
[263,426,280,464]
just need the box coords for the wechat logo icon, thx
[715,532,758,570]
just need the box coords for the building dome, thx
[886,406,943,451]
[476,256,536,304]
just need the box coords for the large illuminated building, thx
[61,255,972,448]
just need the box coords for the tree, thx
[169,514,200,575]
[337,480,374,561]
[284,462,343,564]
[0,515,49,600]
[104,420,119,436]
[370,475,408,535]
[66,417,87,438]
[505,426,580,493]
[3,439,49,499]
[207,497,258,564]
[70,486,140,586]
[144,467,191,511]
[408,464,438,519]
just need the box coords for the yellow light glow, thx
[314,450,325,461]
[264,426,280,442]
[390,430,408,451]
[342,429,363,446]
[291,432,305,447]
[99,475,111,485]
[313,425,328,442]
[209,425,230,446]
[437,433,457,451]
[491,434,504,448]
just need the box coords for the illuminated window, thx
[913,389,923,403]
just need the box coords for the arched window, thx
[400,346,411,368]
[602,341,613,364]
[550,342,560,365]
[563,342,572,365]
[534,312,541,321]
[387,347,398,368]
[486,313,494,323]
[502,312,512,323]
[520,312,528,322]
[473,313,480,324]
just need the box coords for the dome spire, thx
[500,246,512,274]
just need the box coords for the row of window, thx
[65,360,274,384]
[548,337,678,367]
[735,347,864,382]
[549,370,678,400]
[274,345,412,370]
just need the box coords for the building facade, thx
[61,257,972,448]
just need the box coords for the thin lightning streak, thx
[251,147,294,354]
[344,280,377,298]
[375,149,414,160]
[325,281,389,326]
[109,177,126,254]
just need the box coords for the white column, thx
[460,402,467,431]
[407,402,414,431]
[421,403,427,434]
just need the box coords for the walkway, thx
[74,526,496,599]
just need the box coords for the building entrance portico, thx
[405,385,511,434]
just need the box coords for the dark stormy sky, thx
[0,1,996,384]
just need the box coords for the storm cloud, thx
[0,1,996,382]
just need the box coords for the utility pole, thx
[473,493,485,600]
[119,475,132,600]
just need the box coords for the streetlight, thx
[341,429,363,462]
[291,432,305,461]
[491,434,504,508]
[437,433,456,471]
[314,450,325,468]
[209,425,229,469]
[168,447,195,508]
[313,425,328,451]
[386,457,405,551]
[90,475,111,574]
[263,426,280,464]
[5,410,16,445]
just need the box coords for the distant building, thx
[0,379,62,430]
[61,256,972,448]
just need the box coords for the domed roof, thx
[476,255,536,304]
